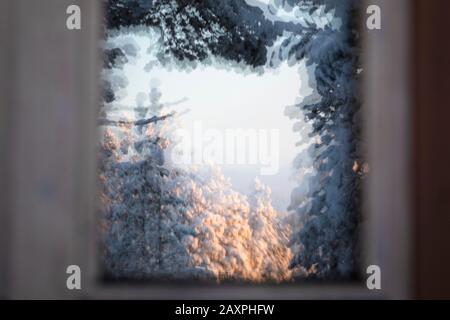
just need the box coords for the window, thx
[99,0,364,284]
[0,0,413,299]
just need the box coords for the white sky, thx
[109,33,307,211]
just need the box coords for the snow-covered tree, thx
[282,1,364,280]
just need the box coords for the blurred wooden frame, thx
[0,0,413,299]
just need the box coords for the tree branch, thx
[98,112,175,127]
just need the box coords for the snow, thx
[244,0,340,30]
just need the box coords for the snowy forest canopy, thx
[99,0,365,283]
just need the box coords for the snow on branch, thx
[98,111,175,127]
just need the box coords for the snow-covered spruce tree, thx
[98,85,175,279]
[284,1,364,279]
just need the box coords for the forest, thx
[99,0,364,283]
